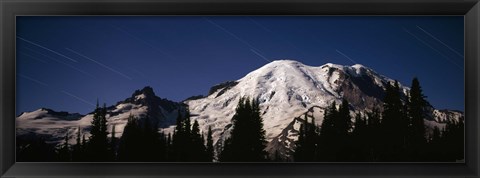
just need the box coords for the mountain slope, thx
[17,86,185,146]
[17,60,463,160]
[186,60,398,143]
[185,60,462,159]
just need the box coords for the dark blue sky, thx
[16,16,464,115]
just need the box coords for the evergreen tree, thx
[336,99,352,138]
[316,99,353,161]
[250,99,268,160]
[81,134,86,152]
[442,117,464,161]
[407,77,428,160]
[381,81,408,161]
[166,132,172,160]
[365,108,382,161]
[158,131,168,160]
[171,110,191,161]
[190,120,207,161]
[455,117,465,160]
[119,115,167,162]
[294,119,307,161]
[335,98,353,161]
[184,109,192,137]
[219,97,267,162]
[320,102,337,137]
[80,134,87,161]
[294,116,317,162]
[317,101,337,161]
[425,126,443,161]
[72,126,82,161]
[308,114,319,159]
[206,126,214,162]
[351,113,368,161]
[110,124,116,161]
[87,102,109,161]
[167,133,172,147]
[76,126,81,148]
[58,131,71,161]
[305,117,318,161]
[142,117,162,161]
[117,114,142,161]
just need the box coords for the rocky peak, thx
[132,86,156,99]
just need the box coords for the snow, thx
[113,103,134,113]
[432,109,463,123]
[17,109,48,120]
[135,94,146,101]
[105,105,148,138]
[17,101,153,145]
[17,110,93,145]
[186,59,458,156]
[187,59,401,145]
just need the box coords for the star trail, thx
[16,16,464,115]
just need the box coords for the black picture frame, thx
[1,0,479,177]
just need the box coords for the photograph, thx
[15,16,464,162]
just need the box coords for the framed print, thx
[1,0,479,177]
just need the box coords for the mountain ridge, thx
[17,86,186,147]
[16,60,463,159]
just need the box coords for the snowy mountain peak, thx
[319,63,372,76]
[258,60,370,75]
[351,63,366,69]
[122,86,166,107]
[17,108,83,121]
[251,59,304,73]
[17,108,49,119]
[321,62,345,69]
[259,60,375,81]
[186,60,440,157]
[264,59,302,65]
[188,60,400,150]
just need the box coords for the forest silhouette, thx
[16,78,464,162]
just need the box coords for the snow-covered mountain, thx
[17,108,86,145]
[17,60,463,159]
[184,60,463,159]
[17,86,185,147]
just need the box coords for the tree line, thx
[293,78,464,162]
[17,102,216,162]
[17,97,268,162]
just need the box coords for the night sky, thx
[16,16,464,115]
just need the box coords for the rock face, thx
[17,60,463,160]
